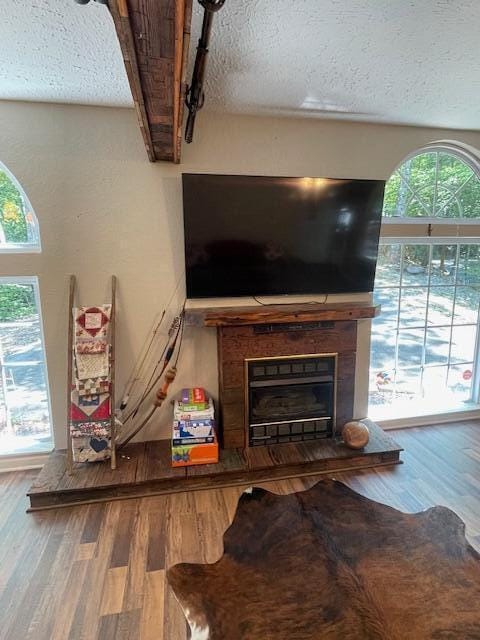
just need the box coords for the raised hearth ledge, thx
[27,420,402,511]
[185,301,380,327]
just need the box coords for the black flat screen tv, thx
[182,173,385,299]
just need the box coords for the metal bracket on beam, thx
[185,0,225,144]
[74,0,109,5]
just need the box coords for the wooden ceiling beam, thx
[108,0,193,163]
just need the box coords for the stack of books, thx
[171,388,218,467]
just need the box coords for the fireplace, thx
[186,300,380,450]
[246,354,337,446]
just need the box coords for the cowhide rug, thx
[167,479,480,640]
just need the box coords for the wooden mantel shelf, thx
[186,301,380,327]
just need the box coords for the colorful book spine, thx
[174,398,214,421]
[181,387,207,405]
[173,419,215,440]
[175,419,214,428]
[172,437,218,467]
[171,392,217,467]
[172,436,215,446]
[176,401,209,412]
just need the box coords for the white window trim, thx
[372,141,480,427]
[380,235,480,245]
[0,450,51,471]
[379,407,480,431]
[381,141,480,236]
[0,244,42,255]
[396,140,480,181]
[0,162,41,254]
[0,275,53,452]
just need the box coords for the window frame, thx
[370,141,480,425]
[381,141,480,240]
[0,162,41,254]
[374,239,480,405]
[0,275,53,454]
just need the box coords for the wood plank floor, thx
[1,422,480,640]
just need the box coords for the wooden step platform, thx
[27,420,402,511]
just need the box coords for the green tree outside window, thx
[0,165,39,247]
[383,151,480,220]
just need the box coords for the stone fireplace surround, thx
[186,302,380,449]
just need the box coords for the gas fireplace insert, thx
[245,354,337,446]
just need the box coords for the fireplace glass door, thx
[246,355,337,446]
[250,381,332,424]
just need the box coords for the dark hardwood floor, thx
[1,422,480,640]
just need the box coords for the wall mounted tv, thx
[182,174,385,299]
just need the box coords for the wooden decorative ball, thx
[342,421,370,450]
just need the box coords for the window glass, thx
[0,279,52,454]
[382,151,480,219]
[0,163,40,251]
[371,146,480,419]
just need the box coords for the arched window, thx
[383,145,480,220]
[369,142,480,423]
[0,161,41,252]
[0,163,51,456]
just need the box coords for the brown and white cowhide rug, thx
[167,480,480,640]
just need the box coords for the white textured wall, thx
[0,100,479,448]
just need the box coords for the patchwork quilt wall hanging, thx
[75,375,110,397]
[75,305,111,339]
[75,351,109,380]
[70,305,113,463]
[72,433,111,462]
[70,390,110,423]
[75,339,107,355]
[70,421,110,438]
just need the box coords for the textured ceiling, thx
[0,1,479,130]
[0,0,131,106]
[190,0,480,130]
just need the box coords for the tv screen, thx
[182,174,384,299]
